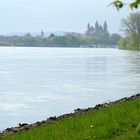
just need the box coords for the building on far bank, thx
[85,21,109,37]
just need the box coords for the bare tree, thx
[121,12,140,35]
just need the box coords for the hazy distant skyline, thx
[0,0,138,34]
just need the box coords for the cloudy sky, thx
[0,0,138,34]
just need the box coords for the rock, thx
[95,104,102,109]
[18,123,28,127]
[5,128,12,132]
[74,108,82,112]
[49,116,57,121]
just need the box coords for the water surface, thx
[0,47,140,130]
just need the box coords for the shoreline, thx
[0,93,140,137]
[0,46,118,48]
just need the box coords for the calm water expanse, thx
[0,47,140,130]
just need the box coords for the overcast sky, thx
[0,0,138,34]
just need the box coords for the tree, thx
[49,33,55,39]
[121,12,140,35]
[118,12,140,50]
[111,0,140,10]
[110,33,121,44]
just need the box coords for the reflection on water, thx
[0,47,140,130]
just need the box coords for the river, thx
[0,47,140,130]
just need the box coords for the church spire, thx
[103,21,107,33]
[95,20,99,33]
[41,30,44,37]
[87,23,90,31]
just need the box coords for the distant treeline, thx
[0,22,121,47]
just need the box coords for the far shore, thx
[0,44,118,48]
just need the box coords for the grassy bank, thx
[1,98,140,140]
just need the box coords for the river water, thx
[0,47,140,130]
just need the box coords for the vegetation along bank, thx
[0,93,140,140]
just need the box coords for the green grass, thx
[1,99,140,140]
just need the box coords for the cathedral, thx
[85,21,109,36]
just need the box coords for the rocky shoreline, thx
[0,93,140,137]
